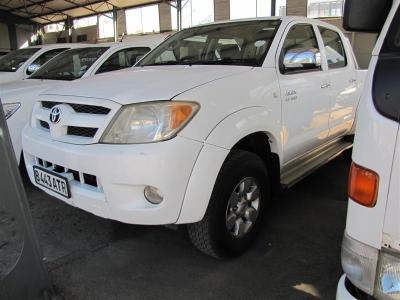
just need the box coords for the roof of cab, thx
[187,16,341,30]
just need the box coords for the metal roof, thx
[0,0,172,25]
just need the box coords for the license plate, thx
[33,166,71,199]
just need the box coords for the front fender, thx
[177,107,282,224]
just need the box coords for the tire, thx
[187,150,270,258]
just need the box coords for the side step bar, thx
[280,139,352,188]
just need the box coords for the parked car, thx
[22,17,365,258]
[2,40,163,165]
[0,44,83,84]
[337,0,400,299]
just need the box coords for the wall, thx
[43,25,97,44]
[214,0,230,21]
[0,23,10,50]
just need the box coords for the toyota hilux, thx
[22,17,365,258]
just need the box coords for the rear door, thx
[277,22,331,163]
[317,26,358,138]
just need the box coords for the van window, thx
[318,27,347,69]
[373,7,400,123]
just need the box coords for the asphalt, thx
[24,156,350,300]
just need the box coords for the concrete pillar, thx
[159,3,172,32]
[113,6,118,42]
[286,0,307,16]
[214,0,230,21]
[117,9,126,37]
[7,24,17,50]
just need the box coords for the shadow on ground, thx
[25,157,350,300]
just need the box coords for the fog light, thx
[341,232,379,295]
[375,251,400,300]
[144,186,163,204]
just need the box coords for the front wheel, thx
[187,150,270,258]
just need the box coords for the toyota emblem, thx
[49,107,62,124]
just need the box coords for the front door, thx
[277,23,331,164]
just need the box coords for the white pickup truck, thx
[2,41,162,165]
[22,17,365,258]
[0,44,78,84]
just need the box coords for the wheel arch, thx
[177,108,282,224]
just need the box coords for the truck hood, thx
[41,65,252,104]
[0,71,21,85]
[0,79,61,103]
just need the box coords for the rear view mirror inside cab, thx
[343,0,392,33]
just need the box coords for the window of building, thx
[307,0,343,18]
[319,27,346,68]
[44,22,65,33]
[126,5,160,34]
[171,0,214,30]
[230,0,274,19]
[98,13,114,38]
[73,15,97,29]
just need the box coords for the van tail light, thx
[348,162,379,207]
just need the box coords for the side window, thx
[319,27,347,69]
[280,24,322,74]
[27,48,68,75]
[96,47,151,74]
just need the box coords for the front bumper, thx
[22,125,203,225]
[337,275,357,300]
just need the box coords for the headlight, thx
[101,101,199,144]
[2,103,21,120]
[341,232,379,295]
[375,250,400,300]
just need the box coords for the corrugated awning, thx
[0,0,173,24]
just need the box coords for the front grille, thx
[40,120,50,130]
[41,101,111,115]
[67,126,98,138]
[37,158,98,188]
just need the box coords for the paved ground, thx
[24,157,350,300]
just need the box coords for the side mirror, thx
[282,48,321,73]
[26,63,40,75]
[343,0,392,33]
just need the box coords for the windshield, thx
[138,20,281,67]
[0,48,40,72]
[30,47,109,81]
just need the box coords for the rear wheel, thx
[187,150,270,258]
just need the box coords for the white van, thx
[337,0,400,299]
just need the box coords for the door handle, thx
[349,79,357,83]
[321,83,331,89]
